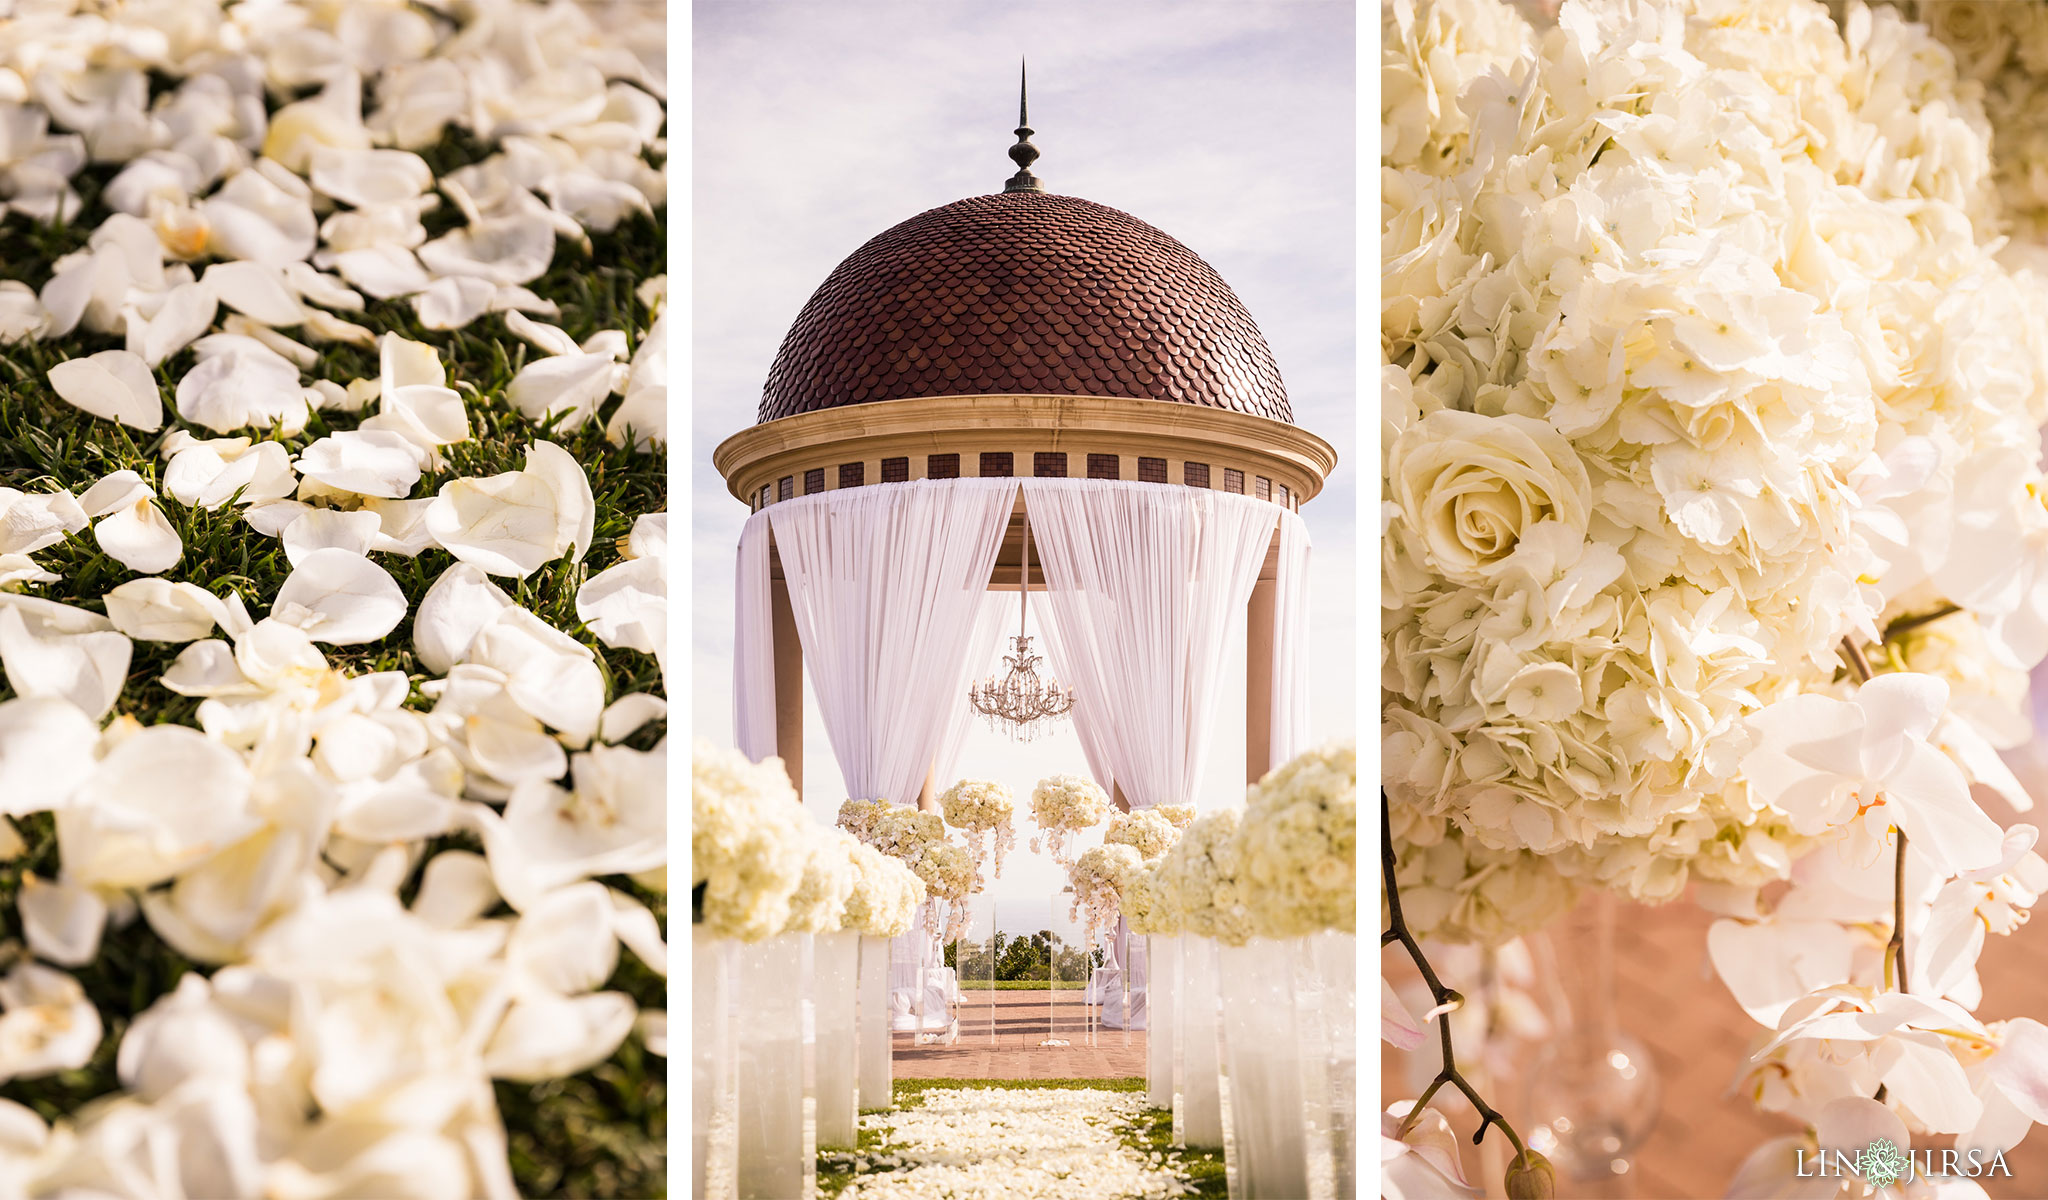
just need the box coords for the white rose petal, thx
[127,281,218,367]
[413,276,497,330]
[103,579,227,642]
[295,430,425,499]
[94,498,184,574]
[202,261,308,326]
[413,562,515,674]
[58,724,255,888]
[278,509,383,566]
[0,963,101,1081]
[17,874,106,967]
[273,548,407,645]
[505,353,617,429]
[47,349,163,430]
[0,696,100,814]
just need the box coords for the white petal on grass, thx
[599,693,666,743]
[77,470,155,519]
[575,555,661,653]
[362,497,437,556]
[309,147,432,208]
[481,990,635,1082]
[57,724,256,889]
[0,962,102,1081]
[417,212,557,286]
[323,245,432,299]
[424,470,565,578]
[0,696,100,815]
[606,383,664,450]
[94,499,184,574]
[0,488,87,555]
[380,332,446,391]
[175,344,305,433]
[199,168,317,266]
[272,548,407,645]
[17,874,106,967]
[413,276,496,330]
[503,311,580,357]
[103,579,228,642]
[278,509,383,566]
[202,261,307,325]
[47,349,162,430]
[366,383,469,451]
[412,563,515,674]
[295,429,424,499]
[469,607,604,742]
[127,281,218,366]
[526,440,594,564]
[163,440,297,510]
[505,353,616,429]
[0,607,130,721]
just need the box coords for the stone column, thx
[1246,559,1277,785]
[770,551,803,797]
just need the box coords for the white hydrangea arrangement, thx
[1382,3,2048,1195]
[1069,843,1142,952]
[783,826,861,936]
[1884,1,2048,243]
[1028,774,1112,866]
[1382,0,2048,943]
[1152,803,1198,831]
[1239,741,1357,938]
[938,778,1018,884]
[693,743,810,943]
[1102,809,1178,862]
[1114,858,1180,937]
[837,799,975,940]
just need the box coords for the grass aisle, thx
[820,1078,1225,1200]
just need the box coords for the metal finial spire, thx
[1004,58,1043,194]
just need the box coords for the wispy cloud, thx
[691,0,1355,904]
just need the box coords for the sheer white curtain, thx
[733,511,776,762]
[1020,478,1281,811]
[930,589,1014,790]
[1271,509,1313,763]
[765,477,1019,804]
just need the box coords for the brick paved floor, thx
[1386,890,2048,1199]
[891,988,1146,1079]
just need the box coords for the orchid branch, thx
[1382,794,1530,1156]
[1838,637,1911,997]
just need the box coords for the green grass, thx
[0,130,666,1198]
[820,1077,1225,1198]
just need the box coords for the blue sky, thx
[691,0,1356,918]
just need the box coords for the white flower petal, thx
[575,555,661,653]
[504,311,580,357]
[278,509,383,566]
[505,352,616,429]
[47,349,163,430]
[599,692,665,743]
[175,344,305,433]
[605,383,664,450]
[309,147,432,208]
[103,579,227,642]
[273,548,406,645]
[0,696,100,815]
[481,990,635,1082]
[17,874,106,967]
[324,245,432,299]
[0,607,131,720]
[525,440,594,564]
[202,261,307,326]
[417,212,557,286]
[95,499,184,574]
[0,963,101,1081]
[127,281,218,367]
[412,276,496,330]
[295,429,425,499]
[423,470,564,578]
[412,562,514,675]
[58,724,255,888]
[77,470,155,519]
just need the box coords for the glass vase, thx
[857,934,892,1111]
[692,929,736,1200]
[1313,930,1357,1199]
[1179,935,1225,1149]
[1147,933,1178,1111]
[1218,936,1336,1200]
[813,930,860,1149]
[735,933,815,1200]
[1522,891,1661,1192]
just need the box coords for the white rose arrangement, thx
[1156,809,1254,948]
[1152,804,1198,831]
[1239,741,1357,938]
[1029,774,1112,866]
[1114,859,1180,937]
[1069,844,1142,952]
[843,842,926,940]
[1102,809,1177,862]
[782,826,860,936]
[837,800,975,941]
[939,778,1018,884]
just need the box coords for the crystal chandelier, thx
[968,517,1073,740]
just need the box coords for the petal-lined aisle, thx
[830,1085,1203,1200]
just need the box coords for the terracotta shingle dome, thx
[757,190,1292,424]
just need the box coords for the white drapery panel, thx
[732,510,776,762]
[930,589,1015,791]
[765,478,1019,804]
[1271,510,1313,764]
[1020,478,1280,810]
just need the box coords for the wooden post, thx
[916,761,941,813]
[770,559,803,798]
[1111,783,1132,813]
[1246,572,1277,785]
